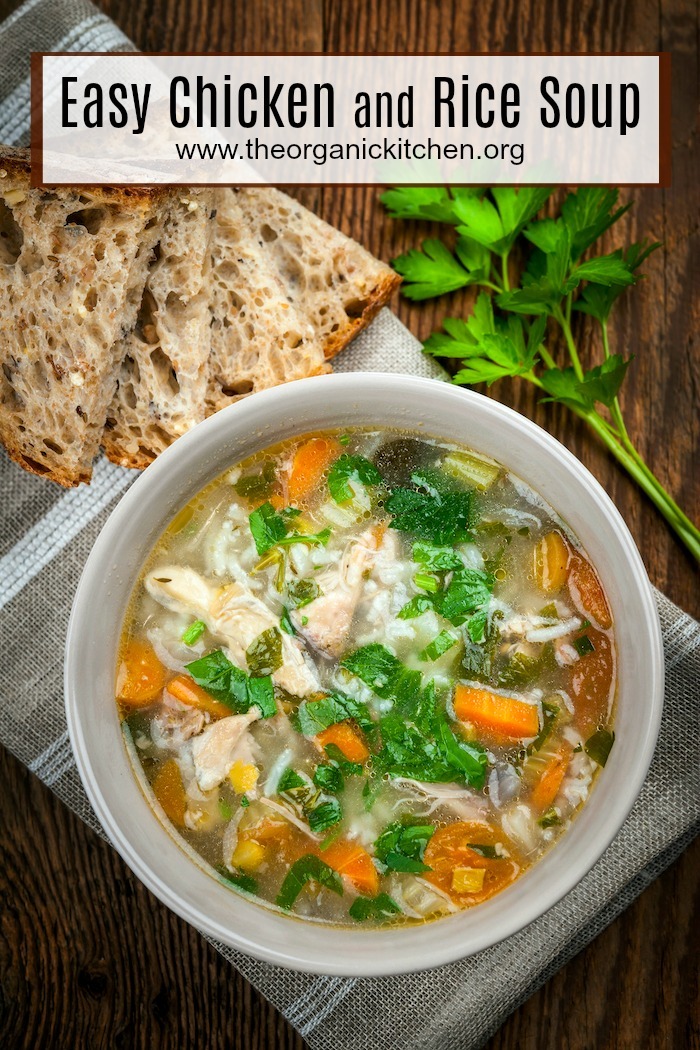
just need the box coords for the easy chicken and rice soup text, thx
[117,429,616,926]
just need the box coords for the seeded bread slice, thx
[0,146,164,486]
[231,187,401,360]
[206,188,330,416]
[102,190,216,469]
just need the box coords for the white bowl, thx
[65,373,663,976]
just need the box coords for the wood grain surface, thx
[1,0,698,1048]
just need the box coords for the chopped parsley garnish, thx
[375,820,434,873]
[276,854,343,910]
[573,634,595,656]
[322,743,363,777]
[386,477,474,547]
[217,867,258,894]
[295,690,374,736]
[328,454,383,504]
[181,619,206,646]
[585,727,615,767]
[308,797,342,834]
[279,606,295,635]
[342,643,422,709]
[287,578,321,609]
[420,630,458,662]
[413,541,464,572]
[466,843,500,859]
[249,501,331,555]
[185,649,277,718]
[349,893,401,922]
[538,808,562,829]
[245,627,283,677]
[313,764,344,794]
[277,767,305,793]
[234,461,276,499]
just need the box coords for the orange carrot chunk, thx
[316,721,370,763]
[288,437,341,502]
[321,841,380,896]
[530,747,572,812]
[117,639,166,707]
[153,759,186,827]
[568,553,612,629]
[167,674,232,720]
[453,684,540,740]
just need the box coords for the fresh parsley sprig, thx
[382,186,699,561]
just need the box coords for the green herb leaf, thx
[328,454,383,503]
[249,501,288,554]
[287,578,321,609]
[181,619,206,646]
[375,820,435,873]
[342,644,422,709]
[573,634,595,656]
[466,843,500,859]
[413,541,463,571]
[278,768,306,793]
[387,484,474,547]
[185,649,277,718]
[308,797,342,833]
[381,185,481,223]
[322,743,364,777]
[246,627,283,677]
[435,567,495,625]
[296,691,374,737]
[276,854,343,910]
[234,461,276,499]
[420,629,458,662]
[279,606,296,635]
[348,892,401,922]
[541,355,631,411]
[538,807,562,829]
[313,764,344,794]
[585,727,615,767]
[249,502,331,555]
[393,239,476,300]
[217,867,258,894]
[454,187,553,254]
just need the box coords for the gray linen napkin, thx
[1,3,699,1047]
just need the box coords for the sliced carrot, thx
[567,628,614,735]
[453,684,540,741]
[153,759,186,827]
[423,821,520,905]
[530,746,572,812]
[568,552,612,629]
[288,436,341,503]
[533,531,569,594]
[316,721,370,763]
[166,674,231,720]
[117,639,166,707]
[321,841,379,896]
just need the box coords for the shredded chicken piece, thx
[190,710,259,791]
[258,796,320,840]
[145,565,321,696]
[291,526,383,658]
[151,697,205,751]
[390,777,488,821]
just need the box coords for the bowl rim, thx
[65,372,664,976]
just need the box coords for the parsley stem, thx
[500,252,511,292]
[584,411,700,560]
[554,307,585,381]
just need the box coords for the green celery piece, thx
[443,450,501,490]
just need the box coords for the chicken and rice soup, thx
[117,430,616,926]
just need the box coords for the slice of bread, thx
[102,190,216,469]
[206,188,330,416]
[232,187,401,359]
[0,146,164,485]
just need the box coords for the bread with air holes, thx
[0,145,166,486]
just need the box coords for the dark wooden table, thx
[1,1,698,1047]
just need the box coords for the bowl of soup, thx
[65,373,663,975]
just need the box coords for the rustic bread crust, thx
[0,144,168,485]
